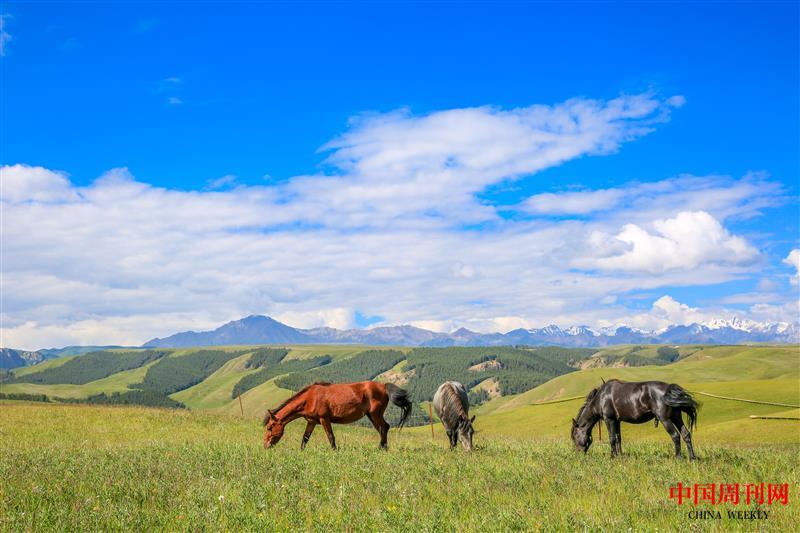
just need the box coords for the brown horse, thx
[262,381,412,450]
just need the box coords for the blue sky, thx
[1,2,798,349]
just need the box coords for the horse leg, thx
[320,418,337,450]
[379,416,390,450]
[613,420,622,456]
[660,418,682,458]
[604,418,617,457]
[673,414,696,461]
[367,412,389,450]
[446,429,456,450]
[300,420,316,450]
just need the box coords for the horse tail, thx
[664,384,699,430]
[384,383,412,428]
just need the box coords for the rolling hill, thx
[0,344,591,413]
[2,343,797,445]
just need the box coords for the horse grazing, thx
[432,381,475,451]
[571,379,698,460]
[262,381,412,450]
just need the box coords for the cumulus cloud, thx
[275,309,355,330]
[783,249,800,286]
[1,165,79,203]
[650,295,712,325]
[587,211,759,274]
[0,93,788,349]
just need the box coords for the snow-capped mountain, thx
[143,315,800,348]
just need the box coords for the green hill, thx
[3,344,797,446]
[466,345,799,445]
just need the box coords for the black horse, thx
[571,379,698,460]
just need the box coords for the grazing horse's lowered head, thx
[571,388,599,453]
[262,409,286,448]
[456,414,476,451]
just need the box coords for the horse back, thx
[433,381,469,428]
[600,380,672,423]
[299,381,390,421]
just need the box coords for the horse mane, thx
[437,382,468,428]
[575,387,599,424]
[263,381,331,425]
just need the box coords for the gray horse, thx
[432,381,475,451]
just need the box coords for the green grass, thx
[0,402,797,531]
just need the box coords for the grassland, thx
[1,402,798,531]
[468,345,799,443]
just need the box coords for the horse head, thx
[571,390,598,454]
[262,409,286,449]
[457,414,476,451]
[571,417,593,453]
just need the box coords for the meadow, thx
[1,344,798,530]
[1,402,798,531]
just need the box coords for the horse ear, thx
[267,409,276,420]
[470,415,476,424]
[571,418,577,426]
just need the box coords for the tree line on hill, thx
[9,350,169,385]
[2,345,597,414]
[274,350,406,391]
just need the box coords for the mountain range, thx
[142,314,799,348]
[2,316,795,370]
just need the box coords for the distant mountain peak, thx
[142,314,800,349]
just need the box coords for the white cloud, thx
[587,211,759,274]
[0,14,11,57]
[205,174,237,190]
[1,164,79,203]
[0,93,789,350]
[748,301,799,324]
[522,173,785,219]
[168,96,183,105]
[650,295,711,325]
[275,309,354,330]
[783,249,800,286]
[524,188,625,215]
